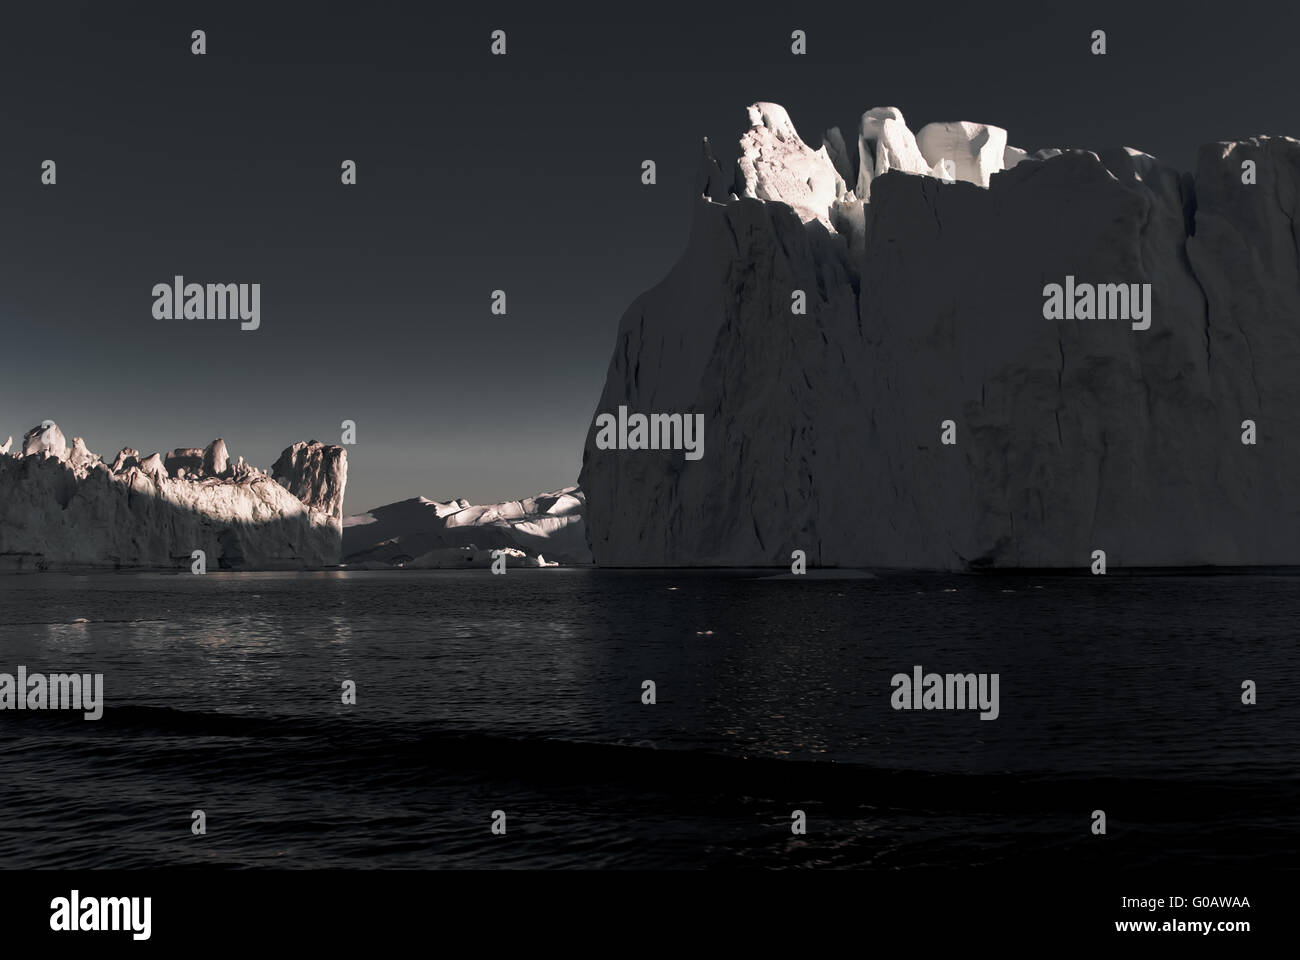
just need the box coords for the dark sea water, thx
[0,569,1295,870]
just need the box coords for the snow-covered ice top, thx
[732,101,1028,226]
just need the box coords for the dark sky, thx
[2,0,1297,512]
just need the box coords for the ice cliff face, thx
[343,487,590,568]
[0,424,347,571]
[580,103,1300,569]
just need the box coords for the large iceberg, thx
[0,423,347,571]
[579,103,1300,569]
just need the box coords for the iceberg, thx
[579,103,1300,570]
[0,423,347,571]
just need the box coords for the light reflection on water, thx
[0,569,1295,868]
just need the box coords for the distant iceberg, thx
[343,487,590,568]
[0,422,347,571]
